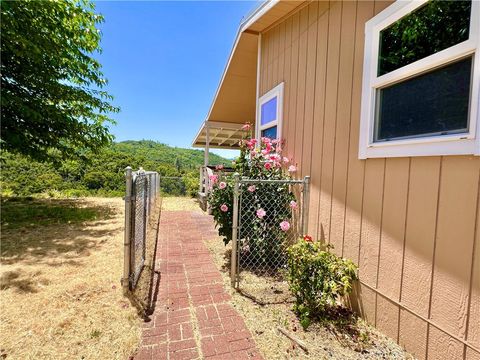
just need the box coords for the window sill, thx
[359,137,478,159]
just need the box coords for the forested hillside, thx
[0,140,229,197]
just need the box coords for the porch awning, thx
[192,0,304,149]
[192,121,246,149]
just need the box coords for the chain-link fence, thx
[123,167,160,295]
[230,175,310,303]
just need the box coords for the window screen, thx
[378,1,471,76]
[375,56,472,142]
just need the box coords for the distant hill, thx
[0,140,231,197]
[115,140,228,172]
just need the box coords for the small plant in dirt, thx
[209,123,297,266]
[286,236,358,330]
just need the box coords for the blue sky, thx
[95,1,257,157]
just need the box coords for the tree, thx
[1,0,119,162]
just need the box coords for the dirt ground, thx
[204,229,415,360]
[0,197,141,360]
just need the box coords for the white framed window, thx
[359,0,480,159]
[256,82,284,140]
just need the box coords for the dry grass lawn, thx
[0,197,141,360]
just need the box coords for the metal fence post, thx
[302,176,311,236]
[230,173,240,288]
[123,166,133,293]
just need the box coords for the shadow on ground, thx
[1,197,117,267]
[126,201,162,319]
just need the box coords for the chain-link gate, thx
[230,175,310,303]
[123,167,160,292]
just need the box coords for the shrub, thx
[209,124,297,266]
[287,236,358,329]
[183,172,199,197]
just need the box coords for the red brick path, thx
[134,211,263,360]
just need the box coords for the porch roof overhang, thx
[191,0,304,150]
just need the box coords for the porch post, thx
[204,122,209,166]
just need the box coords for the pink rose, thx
[288,165,297,173]
[269,153,281,162]
[283,157,290,164]
[256,208,266,219]
[242,124,251,131]
[220,204,228,212]
[248,185,256,192]
[289,200,298,210]
[261,149,269,156]
[219,182,227,189]
[264,162,272,170]
[280,220,290,232]
[215,164,224,170]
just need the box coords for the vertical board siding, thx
[377,158,409,301]
[308,4,329,239]
[343,0,374,265]
[318,0,342,244]
[282,17,293,154]
[401,157,440,317]
[258,1,480,358]
[300,1,319,178]
[287,12,300,161]
[430,157,479,338]
[399,309,428,360]
[329,0,357,256]
[468,201,480,348]
[293,7,309,166]
[359,158,385,287]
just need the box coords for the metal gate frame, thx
[230,174,310,288]
[123,167,160,292]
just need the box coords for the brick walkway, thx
[134,211,263,360]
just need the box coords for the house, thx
[192,1,480,359]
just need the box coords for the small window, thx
[359,0,480,158]
[257,83,284,140]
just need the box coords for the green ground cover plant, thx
[287,236,358,330]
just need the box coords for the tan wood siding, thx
[259,1,480,359]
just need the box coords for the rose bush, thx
[208,124,297,266]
